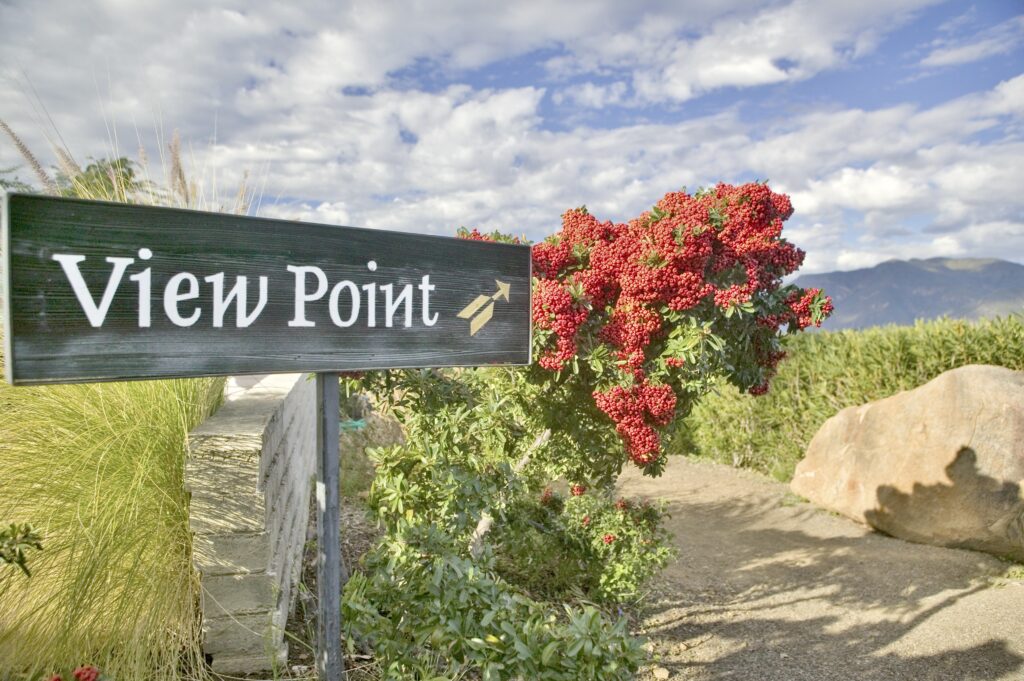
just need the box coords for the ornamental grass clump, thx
[0,373,222,679]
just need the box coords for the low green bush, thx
[344,526,643,681]
[673,315,1024,480]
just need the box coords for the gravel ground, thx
[619,457,1024,681]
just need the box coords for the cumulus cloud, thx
[791,166,930,215]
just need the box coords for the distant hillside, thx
[792,257,1024,330]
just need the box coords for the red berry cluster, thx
[460,227,488,241]
[532,279,589,370]
[458,227,523,244]
[757,287,833,332]
[570,484,587,496]
[788,288,834,329]
[599,301,662,370]
[592,382,676,465]
[49,667,101,681]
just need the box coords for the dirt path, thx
[618,458,1024,681]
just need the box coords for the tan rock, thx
[791,364,1024,560]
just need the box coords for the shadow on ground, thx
[620,458,1024,681]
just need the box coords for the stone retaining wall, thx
[186,373,316,673]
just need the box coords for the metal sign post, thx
[1,192,532,679]
[316,372,344,680]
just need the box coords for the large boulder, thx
[791,364,1024,560]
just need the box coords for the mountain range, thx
[792,257,1024,330]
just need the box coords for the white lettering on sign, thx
[164,272,201,327]
[50,252,441,330]
[204,273,269,328]
[419,275,439,327]
[328,281,360,327]
[52,253,134,327]
[128,248,154,327]
[287,265,328,328]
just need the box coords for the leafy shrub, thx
[343,526,643,681]
[495,489,674,603]
[350,367,659,676]
[674,315,1024,480]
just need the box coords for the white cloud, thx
[921,15,1024,67]
[634,0,938,102]
[792,166,930,215]
[1,0,1022,279]
[263,200,352,226]
[553,82,628,108]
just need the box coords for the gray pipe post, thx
[316,372,346,680]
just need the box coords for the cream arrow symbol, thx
[494,280,510,302]
[458,280,511,335]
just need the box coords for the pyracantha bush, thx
[470,183,832,478]
[344,184,829,676]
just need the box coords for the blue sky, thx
[1,0,1022,273]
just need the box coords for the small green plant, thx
[1004,563,1024,581]
[0,523,43,577]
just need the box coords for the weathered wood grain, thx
[2,193,532,385]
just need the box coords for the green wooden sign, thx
[2,193,532,385]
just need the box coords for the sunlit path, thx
[621,458,1024,681]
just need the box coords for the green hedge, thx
[671,315,1024,481]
